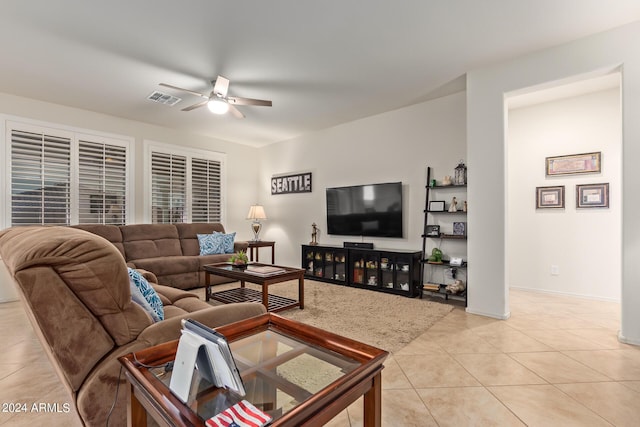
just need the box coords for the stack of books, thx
[423,283,441,292]
[246,265,285,276]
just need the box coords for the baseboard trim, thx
[509,286,620,303]
[618,331,640,346]
[465,307,510,320]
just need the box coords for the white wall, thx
[467,21,640,345]
[507,88,621,301]
[258,92,466,268]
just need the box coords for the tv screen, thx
[326,182,403,238]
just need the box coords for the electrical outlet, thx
[551,265,560,276]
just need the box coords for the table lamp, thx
[247,205,267,241]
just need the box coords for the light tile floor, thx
[1,290,640,426]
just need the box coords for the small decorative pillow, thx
[197,232,236,255]
[197,233,226,255]
[215,231,236,254]
[128,268,164,322]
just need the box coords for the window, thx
[145,141,225,224]
[3,119,132,227]
[10,129,71,225]
[151,152,187,224]
[191,158,222,222]
[78,139,127,225]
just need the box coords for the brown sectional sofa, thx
[0,226,266,426]
[73,222,248,290]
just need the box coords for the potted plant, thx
[229,250,249,268]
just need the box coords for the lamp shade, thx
[246,205,267,220]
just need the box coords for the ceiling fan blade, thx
[227,96,272,107]
[159,83,209,99]
[181,99,208,111]
[213,76,230,97]
[228,104,245,119]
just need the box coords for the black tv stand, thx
[302,244,421,297]
[343,242,374,249]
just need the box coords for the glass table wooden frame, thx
[203,262,305,312]
[119,313,388,427]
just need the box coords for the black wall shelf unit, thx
[420,166,468,306]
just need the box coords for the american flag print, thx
[205,400,272,427]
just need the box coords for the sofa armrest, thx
[234,240,249,252]
[135,268,159,284]
[135,303,267,347]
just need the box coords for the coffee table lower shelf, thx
[211,287,298,312]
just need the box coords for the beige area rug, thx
[207,279,453,354]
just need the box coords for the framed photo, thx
[576,183,609,208]
[425,225,440,237]
[546,152,601,176]
[429,200,445,212]
[453,222,466,236]
[536,186,565,209]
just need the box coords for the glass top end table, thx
[120,313,388,427]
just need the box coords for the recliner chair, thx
[0,226,266,426]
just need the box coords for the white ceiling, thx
[1,1,639,147]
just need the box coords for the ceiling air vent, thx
[147,91,182,106]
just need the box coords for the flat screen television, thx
[326,182,403,238]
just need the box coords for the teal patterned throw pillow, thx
[128,268,164,322]
[197,232,236,255]
[216,231,236,254]
[197,233,226,255]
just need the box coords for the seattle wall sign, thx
[271,172,312,195]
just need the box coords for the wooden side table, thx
[247,240,275,263]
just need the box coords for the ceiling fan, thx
[159,75,272,119]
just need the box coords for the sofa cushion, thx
[153,284,200,303]
[172,297,211,312]
[120,224,183,260]
[128,268,164,322]
[129,255,200,277]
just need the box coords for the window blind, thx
[151,152,186,223]
[191,157,222,223]
[10,129,71,225]
[78,140,127,225]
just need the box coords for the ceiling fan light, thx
[207,98,229,114]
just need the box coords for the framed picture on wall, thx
[536,186,565,209]
[545,152,601,176]
[576,183,609,208]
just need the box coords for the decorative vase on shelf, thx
[448,197,458,212]
[454,160,467,185]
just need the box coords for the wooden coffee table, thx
[204,262,304,312]
[119,313,388,427]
